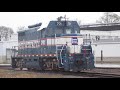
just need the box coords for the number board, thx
[57,22,62,26]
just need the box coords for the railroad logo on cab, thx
[71,37,78,45]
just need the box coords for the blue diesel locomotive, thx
[11,16,95,72]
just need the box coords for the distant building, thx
[0,33,18,64]
[81,26,120,63]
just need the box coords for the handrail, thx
[60,45,65,65]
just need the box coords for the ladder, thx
[54,34,67,67]
[56,44,66,67]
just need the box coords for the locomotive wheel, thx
[20,67,23,70]
[27,68,31,71]
[59,68,64,71]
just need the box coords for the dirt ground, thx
[1,58,120,78]
[0,68,62,78]
[0,68,91,78]
[1,67,120,78]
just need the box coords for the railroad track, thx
[24,69,120,78]
[1,65,120,78]
[65,71,120,78]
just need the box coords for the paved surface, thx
[95,64,120,68]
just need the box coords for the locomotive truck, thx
[11,16,95,72]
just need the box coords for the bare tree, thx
[96,12,120,24]
[0,26,14,41]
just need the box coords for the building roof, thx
[80,23,120,31]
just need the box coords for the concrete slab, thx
[0,64,11,66]
[95,64,120,68]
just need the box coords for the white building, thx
[0,33,18,64]
[81,29,120,62]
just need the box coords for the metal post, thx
[86,34,87,44]
[89,34,90,39]
[101,50,103,64]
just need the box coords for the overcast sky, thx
[0,12,120,33]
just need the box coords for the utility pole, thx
[101,50,103,64]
